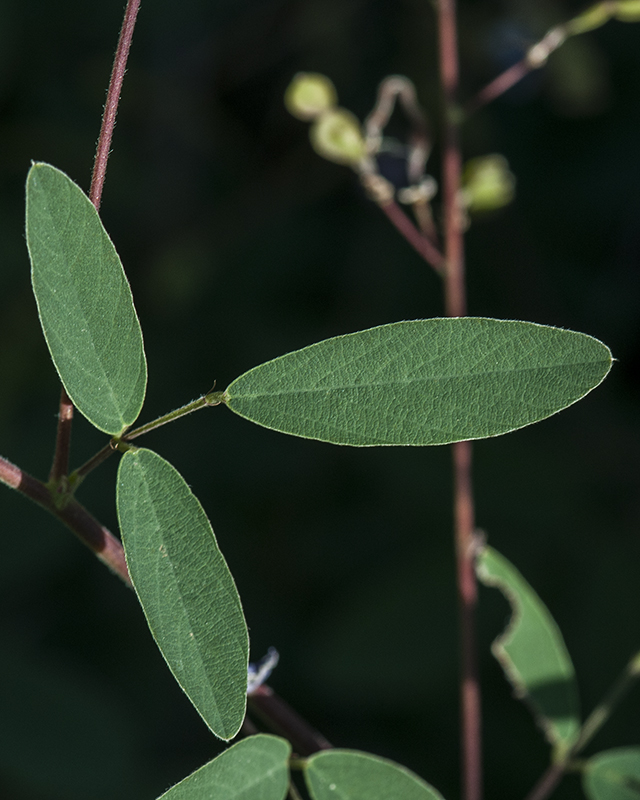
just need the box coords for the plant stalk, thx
[49,387,75,483]
[1,457,130,585]
[248,685,333,756]
[90,0,142,210]
[436,3,482,800]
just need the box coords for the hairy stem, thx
[90,0,142,209]
[436,3,481,800]
[123,395,220,441]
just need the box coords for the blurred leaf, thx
[26,162,147,435]
[583,748,640,800]
[476,546,580,749]
[304,750,446,800]
[223,318,612,446]
[158,735,291,800]
[117,448,248,741]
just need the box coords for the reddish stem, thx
[378,200,445,273]
[465,59,531,117]
[1,457,130,585]
[436,3,481,800]
[90,0,142,209]
[248,685,333,756]
[49,387,75,484]
[523,763,565,800]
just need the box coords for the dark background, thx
[0,0,638,798]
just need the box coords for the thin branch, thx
[465,59,533,117]
[90,0,142,209]
[361,172,445,272]
[378,199,445,273]
[49,387,74,484]
[465,12,599,116]
[123,394,220,442]
[1,457,130,585]
[523,763,566,800]
[436,4,481,800]
[248,685,333,756]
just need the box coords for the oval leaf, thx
[158,735,291,800]
[26,163,147,435]
[116,448,248,740]
[223,318,612,446]
[583,748,640,800]
[476,545,580,749]
[304,750,446,800]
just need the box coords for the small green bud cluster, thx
[285,73,367,167]
[461,155,516,213]
[567,0,640,36]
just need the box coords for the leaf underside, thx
[224,318,612,447]
[26,162,146,435]
[476,545,580,749]
[117,448,248,741]
[583,748,640,800]
[304,749,446,800]
[158,735,291,800]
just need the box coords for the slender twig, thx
[248,685,333,756]
[465,11,599,117]
[72,442,117,485]
[48,387,75,484]
[1,457,130,585]
[90,0,142,209]
[123,394,222,442]
[378,199,445,272]
[523,763,566,800]
[436,4,481,800]
[465,59,533,117]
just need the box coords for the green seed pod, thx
[461,154,516,213]
[309,108,367,166]
[284,73,338,121]
[565,3,613,36]
[615,0,640,22]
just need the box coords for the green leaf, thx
[116,448,248,741]
[476,545,580,749]
[26,162,146,435]
[583,748,640,800]
[304,750,446,800]
[157,735,291,800]
[223,318,612,446]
